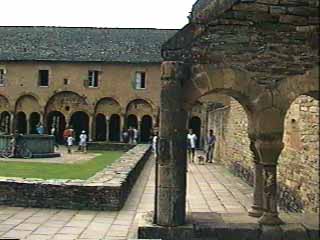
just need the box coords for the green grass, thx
[0,151,123,180]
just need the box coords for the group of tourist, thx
[122,126,139,144]
[62,126,87,154]
[152,128,216,164]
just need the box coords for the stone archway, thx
[29,112,41,134]
[47,111,66,143]
[109,114,121,142]
[95,113,106,141]
[45,91,90,124]
[188,116,201,148]
[140,115,153,143]
[0,111,11,134]
[16,111,27,134]
[127,114,138,129]
[95,97,122,142]
[70,111,89,142]
[126,99,153,120]
[0,95,11,134]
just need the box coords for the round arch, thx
[109,114,121,142]
[29,112,41,134]
[16,111,27,134]
[70,111,89,142]
[0,111,11,134]
[45,91,90,119]
[127,114,138,129]
[47,111,66,143]
[95,97,122,116]
[126,99,153,119]
[140,115,153,143]
[95,113,106,141]
[15,94,41,115]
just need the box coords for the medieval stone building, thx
[0,26,176,142]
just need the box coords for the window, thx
[88,70,99,88]
[135,71,146,89]
[64,78,69,85]
[0,68,5,86]
[38,70,49,86]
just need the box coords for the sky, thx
[0,0,197,29]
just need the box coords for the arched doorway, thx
[127,114,138,129]
[141,115,153,143]
[95,114,106,141]
[0,111,11,134]
[189,116,201,148]
[70,111,89,142]
[109,114,120,142]
[47,111,66,143]
[16,112,27,134]
[29,112,41,134]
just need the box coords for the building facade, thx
[0,27,176,142]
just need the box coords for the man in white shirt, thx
[187,129,197,163]
[79,130,87,153]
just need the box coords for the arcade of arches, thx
[0,92,156,143]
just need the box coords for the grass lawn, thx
[0,151,123,180]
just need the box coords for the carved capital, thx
[160,61,178,81]
[255,138,284,165]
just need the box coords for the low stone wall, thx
[0,144,151,210]
[88,142,135,152]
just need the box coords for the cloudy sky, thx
[0,0,196,29]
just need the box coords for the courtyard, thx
[0,155,318,240]
[0,148,123,180]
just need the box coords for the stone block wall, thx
[208,96,319,213]
[0,144,151,210]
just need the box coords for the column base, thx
[248,206,263,218]
[258,212,284,225]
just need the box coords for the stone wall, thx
[0,144,151,210]
[88,142,135,152]
[208,96,319,213]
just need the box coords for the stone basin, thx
[0,134,60,158]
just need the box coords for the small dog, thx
[198,155,205,165]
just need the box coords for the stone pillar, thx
[248,138,263,218]
[9,112,14,134]
[26,114,30,134]
[89,115,93,142]
[255,138,284,225]
[120,114,124,142]
[105,116,110,142]
[137,118,141,143]
[155,61,188,227]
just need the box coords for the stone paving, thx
[0,155,318,240]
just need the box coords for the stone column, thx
[248,137,263,218]
[9,112,14,134]
[137,118,141,143]
[120,114,124,142]
[155,61,188,227]
[26,114,30,134]
[105,116,110,142]
[255,138,284,225]
[89,115,93,142]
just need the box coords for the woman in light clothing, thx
[79,130,87,153]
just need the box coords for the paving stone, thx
[52,234,79,240]
[2,229,32,239]
[14,223,40,231]
[33,226,60,235]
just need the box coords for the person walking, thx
[79,130,87,153]
[152,131,158,157]
[50,127,59,149]
[206,129,216,163]
[133,127,138,144]
[67,135,74,154]
[187,129,197,163]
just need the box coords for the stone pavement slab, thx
[0,155,318,240]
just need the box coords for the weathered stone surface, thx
[0,144,151,210]
[279,14,309,25]
[232,3,269,12]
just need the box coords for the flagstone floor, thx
[0,155,318,240]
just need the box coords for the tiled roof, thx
[0,26,177,63]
